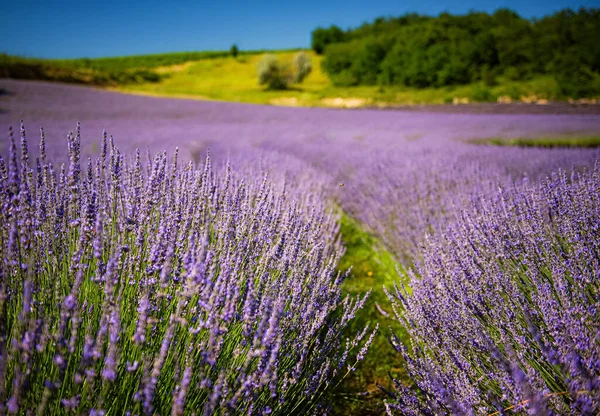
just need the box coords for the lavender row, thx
[0,124,375,415]
[384,164,600,414]
[340,144,600,266]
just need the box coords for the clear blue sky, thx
[1,0,599,59]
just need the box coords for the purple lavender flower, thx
[385,166,600,414]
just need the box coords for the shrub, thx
[0,123,375,415]
[384,167,600,414]
[329,71,359,87]
[481,65,498,86]
[257,54,290,90]
[470,85,494,102]
[292,52,312,83]
[230,44,239,58]
[553,50,600,99]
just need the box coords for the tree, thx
[311,26,345,54]
[315,7,600,96]
[292,52,312,83]
[257,54,289,90]
[230,44,239,58]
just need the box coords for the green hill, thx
[314,8,600,99]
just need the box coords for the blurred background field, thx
[3,50,598,108]
[2,8,600,108]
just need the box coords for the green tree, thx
[292,52,312,83]
[320,42,359,86]
[257,54,289,90]
[314,7,600,97]
[311,25,345,54]
[554,49,599,98]
[230,44,239,58]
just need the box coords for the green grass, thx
[0,49,301,87]
[50,48,303,72]
[472,135,600,148]
[331,212,410,416]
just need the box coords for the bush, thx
[230,44,239,58]
[329,70,359,87]
[470,85,494,101]
[257,54,290,90]
[481,65,498,86]
[292,52,312,83]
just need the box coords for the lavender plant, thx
[3,79,600,415]
[384,166,600,415]
[342,145,600,266]
[0,123,375,415]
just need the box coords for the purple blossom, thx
[385,167,600,414]
[2,79,598,414]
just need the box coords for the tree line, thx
[312,8,600,98]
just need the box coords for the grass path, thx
[331,212,410,415]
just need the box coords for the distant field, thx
[115,50,596,107]
[51,49,302,71]
[2,50,599,107]
[0,49,296,87]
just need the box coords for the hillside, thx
[113,51,599,107]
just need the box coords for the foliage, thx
[230,44,239,58]
[311,26,345,55]
[0,53,162,87]
[257,54,290,90]
[473,136,600,148]
[257,53,313,89]
[0,123,376,415]
[0,49,301,87]
[384,167,600,414]
[292,52,312,83]
[317,8,600,97]
[108,47,588,106]
[553,50,600,99]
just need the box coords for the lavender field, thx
[1,79,600,415]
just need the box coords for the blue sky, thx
[1,0,599,59]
